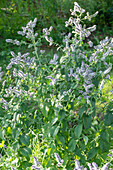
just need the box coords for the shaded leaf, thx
[88,147,98,160]
[78,106,86,118]
[100,140,110,153]
[83,114,92,129]
[53,126,60,137]
[68,138,76,151]
[20,135,30,146]
[20,147,32,158]
[74,124,83,138]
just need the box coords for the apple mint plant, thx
[0,1,113,169]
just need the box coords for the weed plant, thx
[0,2,113,170]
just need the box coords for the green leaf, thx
[12,128,21,139]
[83,135,88,145]
[58,134,65,146]
[13,141,20,151]
[100,140,110,153]
[87,147,98,160]
[100,131,109,142]
[74,124,83,138]
[46,158,51,168]
[78,106,86,118]
[83,114,92,129]
[21,161,32,168]
[53,126,60,137]
[22,84,29,91]
[20,147,32,158]
[104,112,113,126]
[50,143,55,155]
[59,110,66,120]
[20,135,30,146]
[51,117,58,125]
[68,138,76,151]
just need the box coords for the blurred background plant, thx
[0,0,113,68]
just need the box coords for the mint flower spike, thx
[84,11,98,21]
[11,167,15,170]
[54,153,64,167]
[32,157,41,170]
[101,162,109,170]
[74,159,83,170]
[92,162,99,169]
[70,2,85,15]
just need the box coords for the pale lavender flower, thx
[88,163,93,170]
[43,28,50,35]
[110,89,113,94]
[103,64,112,75]
[13,68,17,77]
[66,51,70,57]
[40,50,45,54]
[101,163,109,170]
[75,159,83,169]
[78,96,82,100]
[11,167,15,170]
[87,25,96,32]
[32,157,41,170]
[54,153,64,167]
[18,70,27,78]
[84,11,98,21]
[13,40,20,45]
[6,63,12,70]
[34,33,38,37]
[49,37,53,46]
[17,31,25,36]
[6,39,13,43]
[54,54,58,60]
[11,51,17,57]
[0,98,7,105]
[50,54,58,65]
[65,21,69,27]
[100,79,105,90]
[49,26,53,32]
[92,162,99,169]
[72,2,85,14]
[88,41,93,47]
[108,154,112,157]
[49,59,58,65]
[70,44,75,51]
[46,76,56,85]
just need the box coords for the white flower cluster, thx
[43,26,53,46]
[32,156,41,170]
[84,11,99,21]
[70,2,85,15]
[17,18,38,39]
[65,2,98,41]
[90,37,113,62]
[6,18,38,46]
[6,39,20,46]
[74,159,109,170]
[6,51,35,70]
[49,54,59,65]
[54,153,64,167]
[54,154,110,169]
